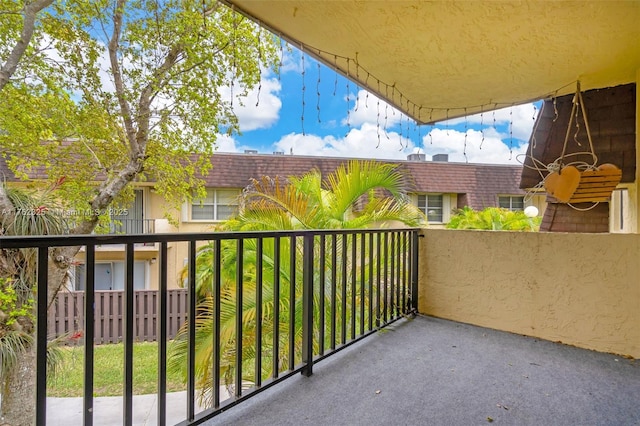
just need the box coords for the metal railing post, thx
[123,243,135,426]
[411,230,420,313]
[157,242,168,426]
[301,233,314,377]
[187,241,197,420]
[84,245,96,426]
[35,247,49,426]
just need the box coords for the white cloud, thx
[345,90,403,127]
[232,78,282,132]
[273,122,415,160]
[419,127,528,165]
[214,134,241,153]
[444,103,539,142]
[218,77,282,132]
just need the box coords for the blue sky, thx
[217,46,541,165]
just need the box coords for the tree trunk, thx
[0,343,36,426]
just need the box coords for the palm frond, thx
[0,331,32,383]
[325,160,406,219]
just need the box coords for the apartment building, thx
[2,152,536,291]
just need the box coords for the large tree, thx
[0,1,277,424]
[168,160,425,406]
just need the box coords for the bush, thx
[446,206,540,231]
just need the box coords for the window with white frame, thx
[417,194,444,222]
[191,189,239,221]
[498,196,524,211]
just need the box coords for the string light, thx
[405,97,411,147]
[405,113,410,149]
[333,55,338,96]
[531,104,538,149]
[316,62,321,123]
[354,54,360,113]
[463,107,468,162]
[376,80,381,148]
[479,106,485,150]
[398,113,404,150]
[268,39,579,164]
[255,23,262,107]
[398,92,404,144]
[278,37,284,81]
[509,106,513,160]
[445,109,449,136]
[301,45,305,135]
[346,58,351,132]
[364,73,370,108]
[492,106,497,130]
[384,104,390,140]
[230,10,238,109]
[268,39,578,128]
[429,109,433,145]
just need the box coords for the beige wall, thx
[418,229,640,358]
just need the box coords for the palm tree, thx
[168,160,425,405]
[0,184,67,422]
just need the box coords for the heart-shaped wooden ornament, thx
[544,165,581,203]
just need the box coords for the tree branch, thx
[108,0,138,153]
[135,42,184,156]
[0,0,54,91]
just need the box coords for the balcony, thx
[107,218,156,235]
[202,315,639,426]
[1,228,638,425]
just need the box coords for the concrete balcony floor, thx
[204,315,639,426]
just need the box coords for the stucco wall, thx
[418,229,640,358]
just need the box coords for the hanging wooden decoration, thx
[544,165,581,203]
[542,82,621,204]
[567,163,622,203]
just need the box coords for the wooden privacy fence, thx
[48,289,188,345]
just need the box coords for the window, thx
[498,196,524,211]
[191,189,239,221]
[74,261,146,291]
[417,194,443,222]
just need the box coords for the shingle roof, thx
[1,151,525,211]
[201,152,525,210]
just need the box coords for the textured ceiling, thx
[222,1,640,124]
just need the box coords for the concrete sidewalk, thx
[47,389,228,425]
[47,391,186,425]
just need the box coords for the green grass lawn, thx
[47,342,186,397]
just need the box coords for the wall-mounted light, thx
[524,206,539,218]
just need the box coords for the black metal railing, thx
[64,218,156,235]
[108,218,155,234]
[1,228,420,426]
